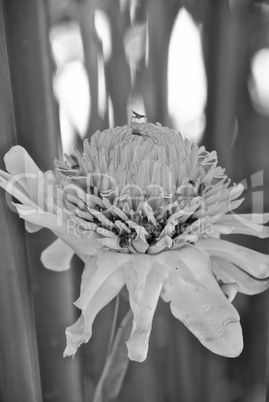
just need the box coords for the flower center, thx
[55,123,243,254]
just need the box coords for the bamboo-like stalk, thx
[203,0,252,174]
[74,0,104,136]
[0,196,43,402]
[103,0,132,126]
[204,2,269,401]
[0,2,42,400]
[143,0,180,125]
[2,0,84,400]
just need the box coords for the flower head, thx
[1,122,269,362]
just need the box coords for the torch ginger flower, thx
[1,122,269,362]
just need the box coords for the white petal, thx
[147,236,173,254]
[65,264,125,357]
[41,239,74,271]
[13,203,101,258]
[25,221,42,233]
[195,238,269,279]
[125,255,166,362]
[160,247,243,357]
[4,146,40,176]
[64,315,85,357]
[132,235,149,253]
[64,253,128,357]
[0,171,36,207]
[97,237,122,250]
[223,213,269,225]
[125,250,217,362]
[4,146,41,202]
[14,203,66,234]
[220,283,238,302]
[215,213,269,238]
[211,256,269,295]
[75,252,130,310]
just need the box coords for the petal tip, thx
[208,319,243,358]
[126,333,149,363]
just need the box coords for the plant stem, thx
[92,309,133,402]
[106,294,120,358]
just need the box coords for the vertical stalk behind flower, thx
[0,190,43,402]
[93,310,133,402]
[0,4,42,399]
[3,0,84,400]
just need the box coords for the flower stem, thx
[92,309,133,402]
[106,294,120,357]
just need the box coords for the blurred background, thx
[49,0,207,152]
[1,0,269,401]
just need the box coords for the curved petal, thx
[125,255,165,362]
[125,250,220,362]
[220,284,238,302]
[4,146,41,202]
[25,221,43,233]
[64,267,125,357]
[75,252,131,310]
[195,238,269,279]
[220,213,269,225]
[64,315,85,358]
[13,203,101,258]
[214,213,269,238]
[2,147,58,211]
[4,146,40,175]
[41,239,74,271]
[0,171,36,207]
[147,235,173,254]
[64,252,128,357]
[161,246,243,357]
[0,168,56,217]
[14,203,67,234]
[211,256,269,295]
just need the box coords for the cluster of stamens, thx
[54,123,242,255]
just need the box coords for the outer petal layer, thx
[41,239,75,271]
[125,251,204,361]
[0,171,36,208]
[211,256,269,295]
[125,255,164,362]
[64,252,130,357]
[161,247,243,357]
[13,203,101,260]
[3,145,41,203]
[214,213,269,238]
[195,238,269,279]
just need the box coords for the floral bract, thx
[1,122,269,362]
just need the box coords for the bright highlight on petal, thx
[0,122,269,362]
